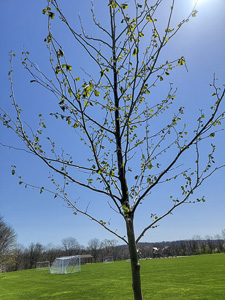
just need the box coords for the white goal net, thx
[50,255,81,274]
[103,256,114,263]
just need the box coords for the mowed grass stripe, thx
[0,254,224,299]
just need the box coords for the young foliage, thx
[0,1,225,299]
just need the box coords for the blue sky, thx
[0,0,225,248]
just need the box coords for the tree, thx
[0,216,17,272]
[13,244,26,271]
[0,0,224,298]
[0,216,17,256]
[61,237,80,256]
[24,242,44,269]
[100,239,118,260]
[87,238,100,262]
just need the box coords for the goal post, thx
[102,256,114,263]
[36,261,50,271]
[49,255,81,274]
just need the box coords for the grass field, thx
[0,254,224,299]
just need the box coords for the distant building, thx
[80,254,93,264]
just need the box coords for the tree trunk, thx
[126,217,143,300]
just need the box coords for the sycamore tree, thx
[1,0,225,299]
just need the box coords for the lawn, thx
[0,254,224,299]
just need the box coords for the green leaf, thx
[146,15,153,22]
[12,170,15,175]
[94,90,100,97]
[66,116,71,125]
[192,10,198,17]
[99,220,106,225]
[109,170,114,176]
[44,34,52,43]
[122,3,128,9]
[147,177,152,184]
[133,48,138,56]
[148,163,153,170]
[178,57,185,66]
[68,87,72,96]
[55,66,61,74]
[58,49,64,56]
[66,65,72,71]
[139,32,144,37]
[108,1,118,9]
[122,205,130,213]
[209,133,215,137]
[47,12,55,19]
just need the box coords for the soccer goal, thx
[49,255,81,274]
[36,261,50,271]
[103,256,114,263]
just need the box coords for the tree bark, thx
[126,217,143,300]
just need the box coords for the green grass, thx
[0,254,224,299]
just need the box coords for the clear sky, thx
[0,0,225,248]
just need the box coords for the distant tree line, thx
[0,216,225,273]
[137,232,225,258]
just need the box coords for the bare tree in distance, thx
[88,238,100,262]
[100,239,119,260]
[0,216,17,256]
[61,237,80,256]
[0,0,225,298]
[25,242,44,269]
